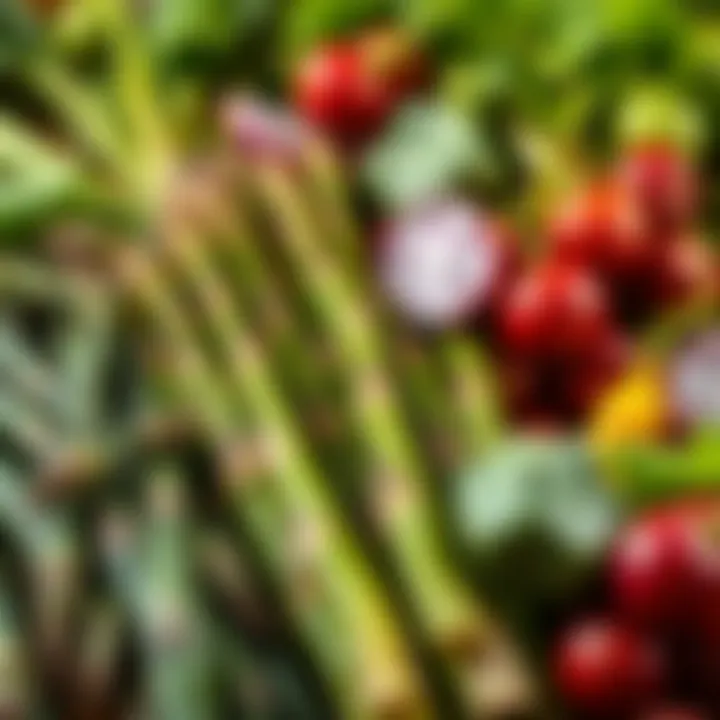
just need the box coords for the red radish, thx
[219,96,315,164]
[293,42,394,149]
[654,235,717,309]
[669,329,720,427]
[618,144,698,235]
[500,263,612,363]
[377,201,516,329]
[550,182,655,286]
[553,619,665,718]
[639,707,708,720]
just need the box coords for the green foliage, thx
[362,101,495,209]
[0,0,42,75]
[454,438,619,608]
[280,0,393,62]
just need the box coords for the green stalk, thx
[440,334,505,462]
[0,319,65,421]
[34,413,195,503]
[303,144,503,473]
[0,569,32,718]
[55,277,114,439]
[25,60,132,182]
[0,389,63,461]
[124,246,430,718]
[82,0,174,198]
[254,167,488,664]
[139,467,214,720]
[0,464,79,670]
[0,257,105,308]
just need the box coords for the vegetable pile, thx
[0,0,719,718]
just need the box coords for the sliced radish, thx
[669,328,720,426]
[377,200,512,329]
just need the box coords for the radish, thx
[377,200,516,329]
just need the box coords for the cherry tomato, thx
[618,144,698,236]
[553,619,665,718]
[293,29,426,149]
[500,263,612,363]
[293,42,393,148]
[550,182,655,286]
[610,502,720,640]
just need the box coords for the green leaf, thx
[454,438,620,605]
[0,0,42,74]
[281,0,393,62]
[362,101,495,209]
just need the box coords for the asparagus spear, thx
[252,165,489,670]
[165,148,513,713]
[121,245,430,718]
[301,140,504,471]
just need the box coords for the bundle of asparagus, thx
[0,1,534,715]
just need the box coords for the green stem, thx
[125,246,429,719]
[256,167,487,665]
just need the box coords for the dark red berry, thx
[550,182,655,286]
[293,42,393,148]
[553,619,665,719]
[293,30,426,149]
[610,503,720,641]
[500,263,612,363]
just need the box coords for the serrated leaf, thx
[362,101,495,209]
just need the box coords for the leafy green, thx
[0,0,42,75]
[454,438,619,608]
[362,101,495,209]
[281,0,393,62]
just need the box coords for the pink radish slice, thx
[669,328,720,426]
[378,201,505,329]
[219,96,315,163]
